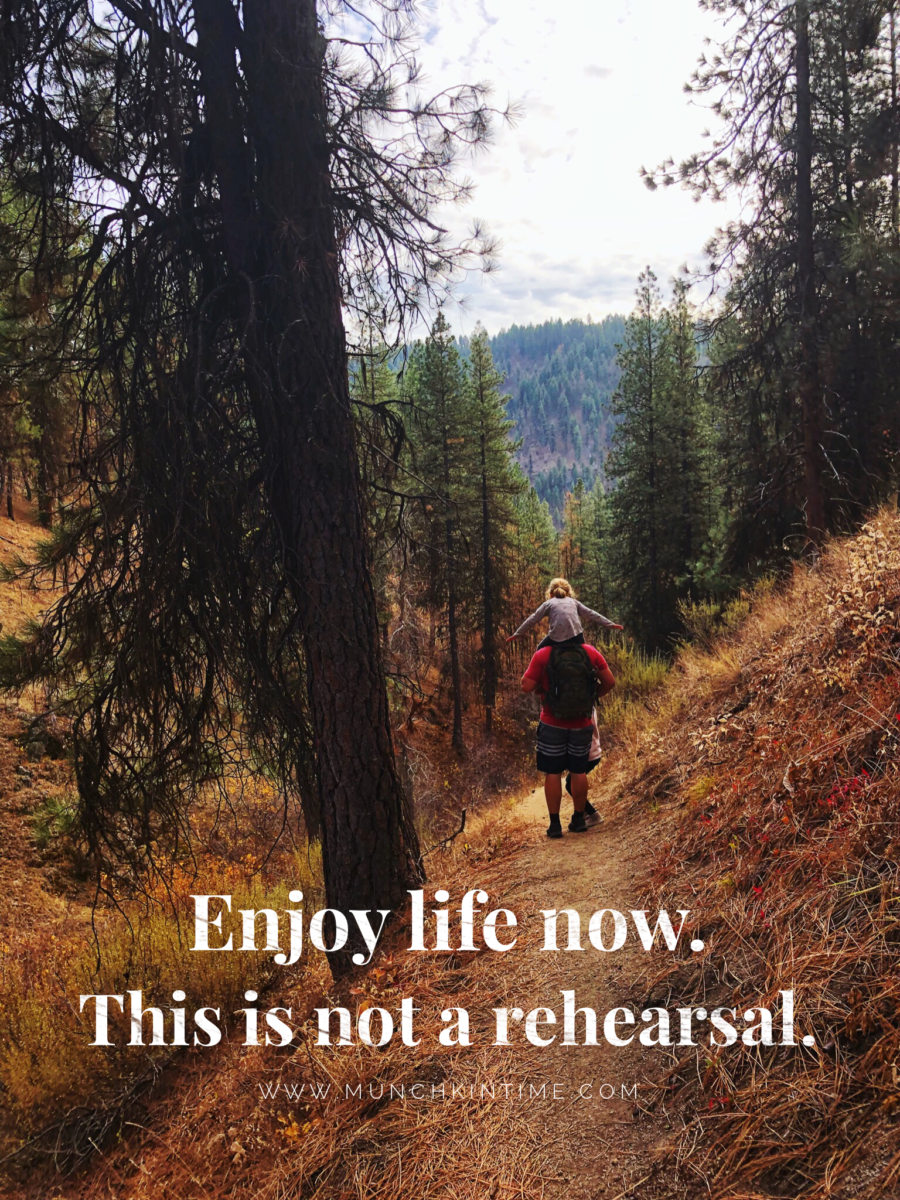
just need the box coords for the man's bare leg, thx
[544,773,563,815]
[545,774,564,837]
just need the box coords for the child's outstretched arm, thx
[576,600,623,631]
[507,600,550,641]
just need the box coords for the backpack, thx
[545,644,597,721]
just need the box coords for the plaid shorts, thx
[535,721,593,775]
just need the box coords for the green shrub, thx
[30,793,78,849]
[596,639,669,730]
[677,578,774,649]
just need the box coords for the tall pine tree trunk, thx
[35,432,52,529]
[795,0,827,545]
[479,429,496,737]
[442,437,465,753]
[839,31,867,502]
[194,0,421,962]
[680,416,694,598]
[645,321,660,645]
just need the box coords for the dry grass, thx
[0,842,326,1171]
[0,509,53,641]
[9,815,568,1200]
[595,508,900,1199]
[401,696,536,846]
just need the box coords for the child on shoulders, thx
[507,577,622,649]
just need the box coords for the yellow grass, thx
[0,847,325,1156]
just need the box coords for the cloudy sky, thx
[408,0,738,334]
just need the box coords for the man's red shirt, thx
[522,643,609,729]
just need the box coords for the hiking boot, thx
[568,811,588,833]
[584,802,602,827]
[547,817,563,839]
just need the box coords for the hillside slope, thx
[487,316,624,520]
[591,509,900,1199]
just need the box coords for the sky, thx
[407,0,739,335]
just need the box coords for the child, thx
[507,577,622,649]
[566,710,603,825]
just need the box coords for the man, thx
[521,642,616,838]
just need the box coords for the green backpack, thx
[546,644,597,721]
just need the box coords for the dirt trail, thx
[470,784,684,1200]
[12,774,691,1200]
[0,506,690,1199]
[0,698,692,1199]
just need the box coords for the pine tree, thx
[666,280,712,598]
[0,194,80,527]
[0,0,499,950]
[509,483,557,639]
[559,479,587,589]
[581,479,614,616]
[650,0,900,556]
[607,268,678,650]
[571,418,582,459]
[466,323,524,736]
[409,313,472,752]
[351,345,405,648]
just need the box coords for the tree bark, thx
[795,0,827,545]
[645,306,660,646]
[5,461,13,521]
[442,436,465,753]
[479,427,495,738]
[839,28,866,501]
[36,432,52,529]
[194,0,422,966]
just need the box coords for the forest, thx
[0,0,899,1197]
[487,315,624,520]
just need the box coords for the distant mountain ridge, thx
[483,315,626,522]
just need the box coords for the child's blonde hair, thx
[546,577,575,600]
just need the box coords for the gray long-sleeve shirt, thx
[512,596,617,641]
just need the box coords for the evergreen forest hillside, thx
[486,316,625,521]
